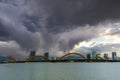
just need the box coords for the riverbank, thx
[1,60,120,63]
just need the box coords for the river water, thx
[0,62,120,80]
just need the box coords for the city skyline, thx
[0,50,119,61]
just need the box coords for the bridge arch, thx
[26,56,49,61]
[7,56,16,62]
[59,53,86,60]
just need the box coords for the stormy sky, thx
[0,0,120,59]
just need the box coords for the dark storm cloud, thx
[1,0,120,31]
[40,0,120,32]
[0,2,40,50]
[0,0,120,57]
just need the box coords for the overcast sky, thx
[0,0,120,58]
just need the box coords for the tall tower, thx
[92,51,96,58]
[29,51,36,56]
[87,54,91,60]
[44,52,49,58]
[104,53,108,60]
[112,52,117,60]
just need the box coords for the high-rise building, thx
[112,52,117,60]
[104,53,108,59]
[44,52,49,58]
[29,51,36,56]
[92,51,96,58]
[87,54,91,59]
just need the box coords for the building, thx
[0,56,8,62]
[56,57,60,60]
[87,54,91,59]
[29,51,36,56]
[92,51,96,58]
[112,52,117,60]
[44,52,49,58]
[104,53,108,59]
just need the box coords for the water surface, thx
[0,62,119,80]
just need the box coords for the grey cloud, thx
[56,26,100,51]
[75,43,120,55]
[91,44,120,53]
[0,41,27,60]
[0,0,120,57]
[0,2,40,50]
[109,28,120,35]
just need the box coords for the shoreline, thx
[1,60,120,63]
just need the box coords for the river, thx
[0,62,119,80]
